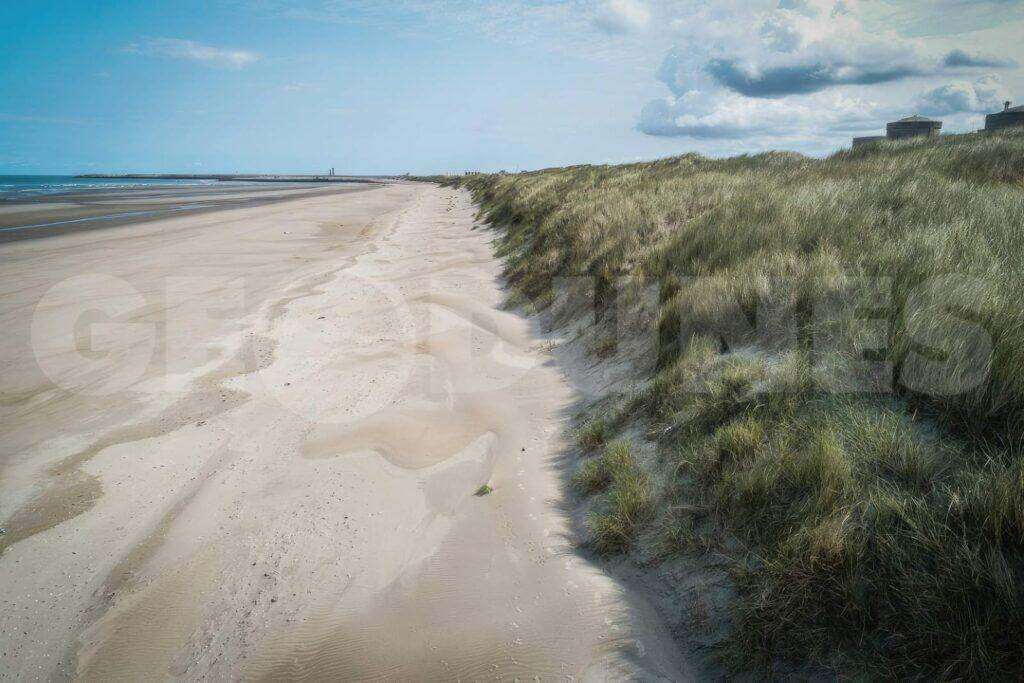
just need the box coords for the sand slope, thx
[0,183,688,679]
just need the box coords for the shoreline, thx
[74,173,395,184]
[0,181,380,243]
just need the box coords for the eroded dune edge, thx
[439,134,1024,680]
[0,182,692,679]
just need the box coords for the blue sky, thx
[2,0,1023,174]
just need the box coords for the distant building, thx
[985,101,1024,133]
[852,135,886,148]
[852,114,943,148]
[886,115,942,140]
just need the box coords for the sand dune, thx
[0,182,687,678]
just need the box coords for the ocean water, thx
[0,175,220,200]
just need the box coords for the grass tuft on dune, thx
[441,129,1024,678]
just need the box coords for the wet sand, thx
[0,181,378,242]
[0,182,688,678]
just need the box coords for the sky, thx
[1,0,1023,174]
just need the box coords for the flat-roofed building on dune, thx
[852,114,943,148]
[985,101,1024,133]
[885,115,942,140]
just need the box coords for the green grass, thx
[575,416,614,453]
[573,441,653,553]
[573,440,632,493]
[591,334,618,358]
[574,398,632,453]
[474,484,493,496]
[442,129,1024,678]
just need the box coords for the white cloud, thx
[592,0,651,35]
[656,0,1016,101]
[637,0,1024,145]
[656,1,915,99]
[125,38,259,68]
[917,74,1009,115]
[759,13,804,52]
[700,1,938,98]
[638,90,884,139]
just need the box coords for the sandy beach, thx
[0,181,687,678]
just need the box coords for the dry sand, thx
[0,182,690,679]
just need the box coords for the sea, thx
[0,175,221,200]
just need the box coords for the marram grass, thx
[441,129,1024,678]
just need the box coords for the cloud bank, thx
[941,48,1017,69]
[638,0,1023,143]
[705,56,924,97]
[704,47,1013,99]
[638,90,881,140]
[917,75,1009,115]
